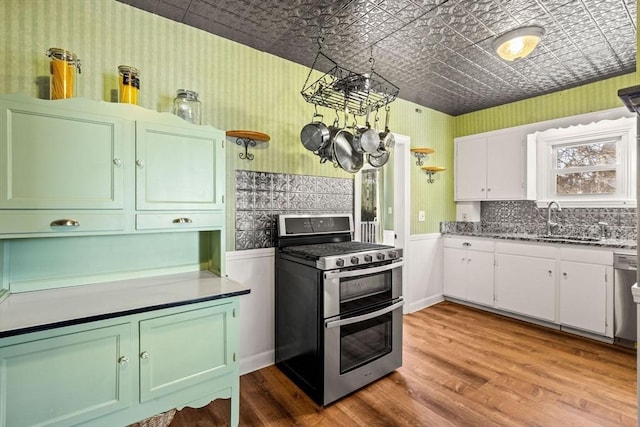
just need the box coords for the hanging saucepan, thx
[353,108,381,154]
[367,149,390,168]
[378,106,395,151]
[300,112,330,152]
[318,116,341,164]
[332,127,363,173]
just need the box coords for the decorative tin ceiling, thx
[117,0,637,116]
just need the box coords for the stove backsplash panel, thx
[441,200,637,240]
[235,171,353,250]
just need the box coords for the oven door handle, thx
[324,260,403,280]
[325,299,404,329]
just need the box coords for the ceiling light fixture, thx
[493,26,545,61]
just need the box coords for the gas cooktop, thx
[282,241,402,270]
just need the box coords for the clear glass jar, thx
[46,48,81,100]
[171,89,201,124]
[118,65,140,105]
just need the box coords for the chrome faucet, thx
[546,201,561,236]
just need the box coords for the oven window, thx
[340,311,392,374]
[340,269,392,312]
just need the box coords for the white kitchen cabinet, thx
[495,242,557,322]
[455,129,534,201]
[443,237,494,307]
[558,248,613,336]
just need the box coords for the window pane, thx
[556,142,616,169]
[556,170,616,195]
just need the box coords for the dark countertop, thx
[442,232,637,250]
[0,270,250,338]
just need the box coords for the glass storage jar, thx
[118,65,140,105]
[46,48,81,100]
[171,89,201,124]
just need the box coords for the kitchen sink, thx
[535,235,601,243]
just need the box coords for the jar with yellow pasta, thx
[118,65,140,105]
[46,48,81,100]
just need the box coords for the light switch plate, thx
[418,211,425,222]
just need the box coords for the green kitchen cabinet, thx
[0,323,132,427]
[0,96,128,235]
[0,297,241,427]
[0,94,226,237]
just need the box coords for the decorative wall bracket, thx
[410,147,435,166]
[422,166,446,183]
[226,130,270,161]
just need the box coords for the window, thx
[533,117,636,207]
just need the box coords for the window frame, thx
[533,116,636,208]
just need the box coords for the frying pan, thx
[353,108,380,154]
[332,127,363,173]
[300,113,330,152]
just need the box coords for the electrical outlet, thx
[388,206,393,215]
[462,213,468,221]
[418,211,425,222]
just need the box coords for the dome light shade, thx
[493,26,545,61]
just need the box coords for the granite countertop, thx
[442,231,637,250]
[0,270,250,338]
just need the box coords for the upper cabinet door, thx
[485,130,525,200]
[455,136,487,200]
[0,98,125,210]
[135,122,224,211]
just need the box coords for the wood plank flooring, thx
[169,302,637,426]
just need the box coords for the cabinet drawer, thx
[136,212,223,230]
[444,237,494,252]
[0,212,126,236]
[496,241,557,258]
[559,247,613,265]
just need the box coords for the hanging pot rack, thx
[301,51,399,117]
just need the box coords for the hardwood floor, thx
[170,302,637,426]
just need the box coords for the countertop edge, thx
[441,232,637,250]
[0,271,251,338]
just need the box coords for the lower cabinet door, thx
[559,261,608,335]
[139,302,234,402]
[0,324,131,427]
[443,248,467,299]
[466,250,495,306]
[495,253,556,322]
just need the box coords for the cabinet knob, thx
[140,351,150,360]
[548,270,553,276]
[118,356,129,365]
[481,188,485,192]
[113,158,122,166]
[563,272,568,278]
[487,188,491,192]
[136,159,144,168]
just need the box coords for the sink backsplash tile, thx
[234,170,353,250]
[442,200,637,241]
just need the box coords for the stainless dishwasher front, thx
[613,253,637,348]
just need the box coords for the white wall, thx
[226,234,445,375]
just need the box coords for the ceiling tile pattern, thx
[117,0,637,115]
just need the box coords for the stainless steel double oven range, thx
[275,213,404,406]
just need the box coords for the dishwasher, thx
[613,253,637,348]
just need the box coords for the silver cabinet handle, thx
[136,159,144,167]
[324,260,403,280]
[113,158,122,166]
[326,299,404,329]
[172,217,193,224]
[118,356,129,365]
[140,351,150,360]
[50,219,80,228]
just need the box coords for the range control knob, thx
[350,256,360,265]
[364,254,373,262]
[388,251,398,259]
[336,258,345,267]
[376,253,385,261]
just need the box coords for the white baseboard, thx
[406,294,444,313]
[239,349,274,376]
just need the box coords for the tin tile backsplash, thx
[442,200,637,240]
[235,171,353,250]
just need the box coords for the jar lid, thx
[118,65,140,75]
[46,47,78,62]
[176,89,199,100]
